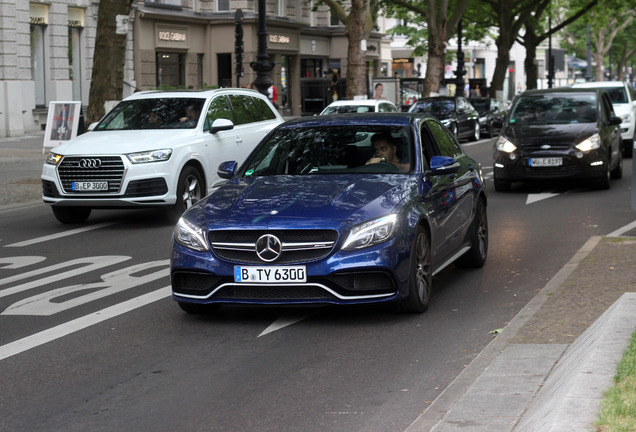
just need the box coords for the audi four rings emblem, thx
[78,158,102,168]
[255,234,282,262]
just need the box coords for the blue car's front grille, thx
[171,270,397,301]
[209,229,338,264]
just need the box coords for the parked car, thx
[572,81,635,157]
[41,89,284,224]
[171,113,488,314]
[408,96,481,141]
[493,88,623,191]
[468,97,507,137]
[319,99,399,114]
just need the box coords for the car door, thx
[456,97,474,138]
[420,119,476,265]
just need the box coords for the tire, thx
[469,120,480,142]
[449,123,459,141]
[610,150,623,179]
[52,206,91,224]
[488,122,496,138]
[456,198,488,268]
[622,139,633,158]
[178,301,219,314]
[493,174,511,192]
[165,166,204,223]
[397,226,432,314]
[597,154,611,190]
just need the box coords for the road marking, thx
[608,220,636,237]
[4,222,118,247]
[526,192,560,204]
[258,311,314,337]
[0,286,171,361]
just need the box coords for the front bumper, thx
[493,149,608,182]
[170,236,411,306]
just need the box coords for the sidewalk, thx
[407,234,636,431]
[0,131,47,207]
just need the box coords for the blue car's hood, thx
[197,174,414,227]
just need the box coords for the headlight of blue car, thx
[342,214,399,250]
[175,216,209,252]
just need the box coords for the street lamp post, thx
[547,14,554,88]
[250,0,274,97]
[455,18,466,97]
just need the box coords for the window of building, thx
[276,0,285,16]
[217,0,229,12]
[156,52,185,88]
[301,59,322,78]
[144,0,182,9]
[197,53,204,88]
[330,11,340,26]
[217,53,232,88]
[30,3,48,108]
[68,8,84,102]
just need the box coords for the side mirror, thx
[209,118,235,134]
[217,161,238,179]
[428,155,460,176]
[609,116,622,126]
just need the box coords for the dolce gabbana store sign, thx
[155,24,189,48]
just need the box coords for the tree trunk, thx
[345,0,367,99]
[490,33,512,96]
[423,36,445,97]
[87,0,134,124]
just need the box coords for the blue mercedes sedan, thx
[170,113,488,314]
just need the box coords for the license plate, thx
[72,181,108,191]
[529,158,562,167]
[234,266,307,283]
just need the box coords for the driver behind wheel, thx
[366,132,410,172]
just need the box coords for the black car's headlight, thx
[46,152,63,165]
[342,214,399,251]
[174,216,209,252]
[126,149,172,164]
[496,136,517,153]
[576,133,601,152]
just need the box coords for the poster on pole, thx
[43,101,82,151]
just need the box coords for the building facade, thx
[1,0,393,138]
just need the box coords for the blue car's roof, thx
[280,112,428,129]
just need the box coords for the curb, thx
[405,236,605,431]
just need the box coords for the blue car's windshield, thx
[242,125,414,176]
[509,93,597,125]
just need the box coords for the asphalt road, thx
[1,136,634,431]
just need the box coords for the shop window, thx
[217,53,232,88]
[30,24,46,107]
[330,11,340,26]
[156,52,185,88]
[301,59,322,78]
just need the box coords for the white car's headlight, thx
[621,114,631,123]
[576,133,601,152]
[46,152,63,165]
[174,216,209,252]
[126,149,172,164]
[496,136,517,153]
[342,214,399,251]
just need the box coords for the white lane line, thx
[608,220,636,237]
[0,286,170,361]
[258,311,314,337]
[4,222,117,247]
[526,192,560,205]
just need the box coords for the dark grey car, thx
[493,88,623,191]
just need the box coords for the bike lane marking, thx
[3,222,117,248]
[0,286,171,361]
